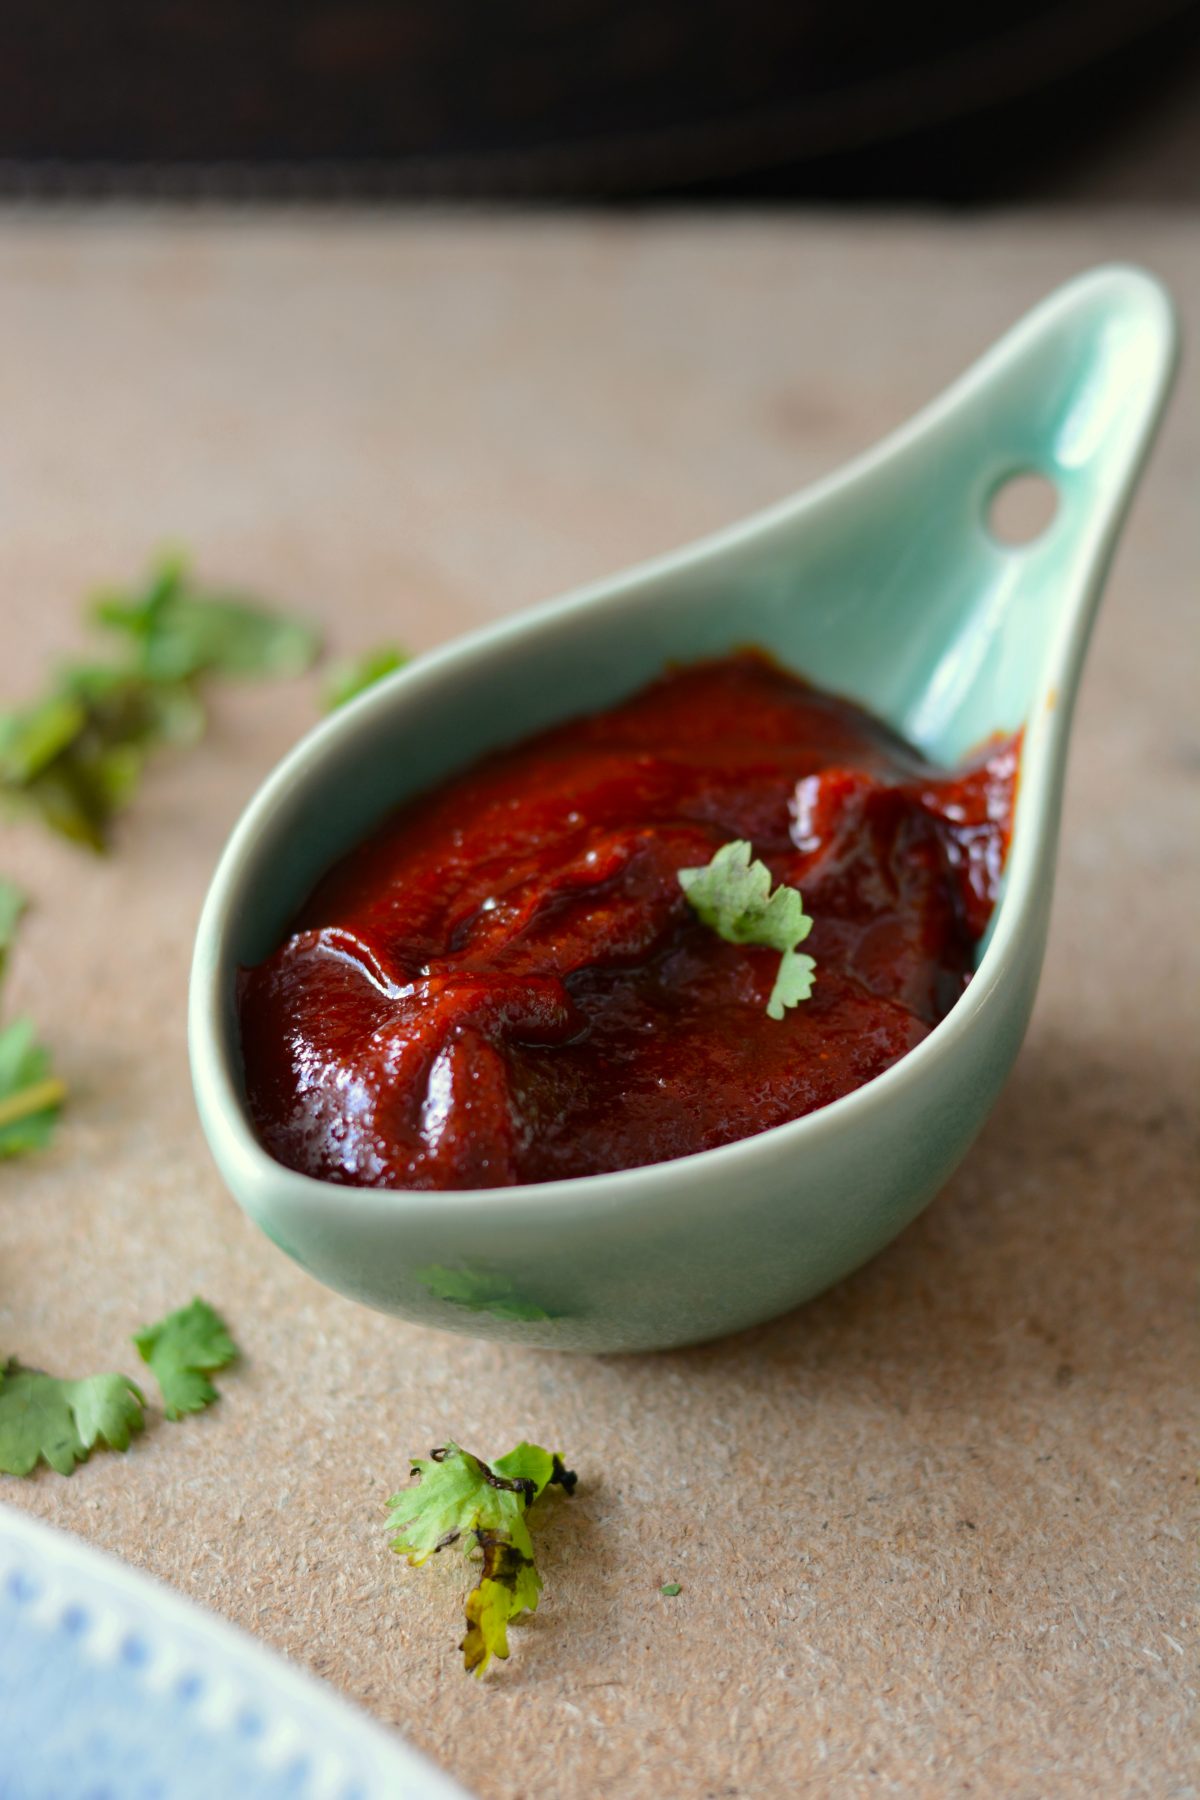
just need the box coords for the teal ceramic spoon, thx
[189,265,1177,1353]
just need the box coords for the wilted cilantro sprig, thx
[387,1441,575,1676]
[0,552,320,851]
[678,838,816,1020]
[0,879,64,1159]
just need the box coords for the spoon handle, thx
[855,264,1179,757]
[931,262,1178,566]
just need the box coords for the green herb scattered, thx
[0,552,320,851]
[0,670,202,852]
[660,1582,682,1596]
[678,838,816,1020]
[0,1298,240,1477]
[0,876,27,978]
[92,550,320,683]
[387,1440,575,1676]
[0,1362,145,1476]
[0,881,64,1158]
[322,644,408,712]
[133,1297,238,1420]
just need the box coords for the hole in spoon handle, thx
[986,471,1059,547]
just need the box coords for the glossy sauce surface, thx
[239,654,1019,1189]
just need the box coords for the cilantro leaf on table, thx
[0,878,26,978]
[1,552,320,851]
[0,882,65,1158]
[0,1362,145,1476]
[322,644,409,712]
[133,1298,238,1420]
[0,671,206,851]
[0,1018,64,1158]
[93,551,321,683]
[386,1441,575,1676]
[678,838,816,1020]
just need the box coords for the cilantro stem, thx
[0,1076,67,1132]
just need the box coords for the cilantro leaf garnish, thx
[0,1362,145,1476]
[678,838,816,1020]
[133,1297,238,1420]
[0,881,65,1158]
[322,644,409,712]
[386,1441,575,1676]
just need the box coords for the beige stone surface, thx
[0,211,1196,1798]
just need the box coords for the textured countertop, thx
[0,211,1195,1799]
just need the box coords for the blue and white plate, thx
[0,1502,467,1800]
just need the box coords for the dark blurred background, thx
[1,0,1198,202]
